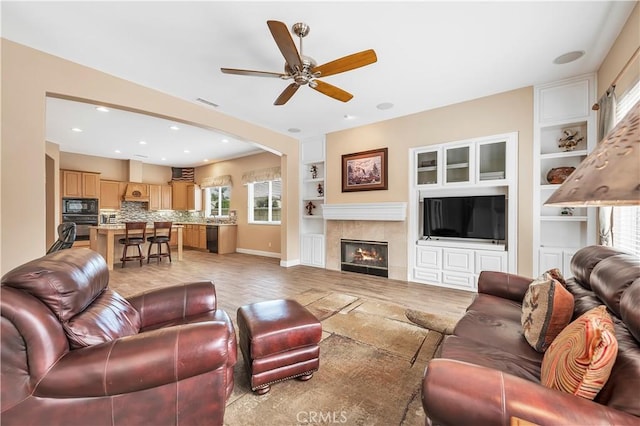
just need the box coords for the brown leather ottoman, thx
[237,299,322,394]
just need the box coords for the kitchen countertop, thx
[175,222,237,226]
[91,224,185,229]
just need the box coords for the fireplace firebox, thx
[340,239,389,278]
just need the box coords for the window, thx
[248,180,281,224]
[205,186,230,217]
[612,79,639,256]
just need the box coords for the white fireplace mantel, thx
[321,202,407,221]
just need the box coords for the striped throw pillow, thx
[540,305,618,400]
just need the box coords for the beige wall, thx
[59,151,173,184]
[1,39,299,274]
[196,151,282,255]
[60,151,130,181]
[45,142,60,247]
[597,3,640,100]
[326,87,534,276]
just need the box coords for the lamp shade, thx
[545,100,640,206]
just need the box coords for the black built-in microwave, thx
[62,198,99,215]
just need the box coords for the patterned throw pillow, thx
[544,268,566,286]
[541,305,618,400]
[521,276,574,352]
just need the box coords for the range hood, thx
[123,183,149,202]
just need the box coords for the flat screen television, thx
[423,195,506,242]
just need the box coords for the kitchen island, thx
[89,224,183,270]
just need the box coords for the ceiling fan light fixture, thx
[221,20,377,106]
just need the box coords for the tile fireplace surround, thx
[323,203,407,280]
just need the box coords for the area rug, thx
[223,290,451,426]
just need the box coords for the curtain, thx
[241,167,281,185]
[597,87,617,246]
[200,174,232,188]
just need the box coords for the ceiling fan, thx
[221,20,377,105]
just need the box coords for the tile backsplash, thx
[101,201,205,224]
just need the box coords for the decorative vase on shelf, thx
[546,167,576,184]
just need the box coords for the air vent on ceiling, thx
[134,154,149,158]
[196,97,219,108]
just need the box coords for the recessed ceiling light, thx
[203,159,209,162]
[139,140,147,145]
[184,150,190,153]
[170,125,180,131]
[376,102,394,110]
[553,50,585,65]
[71,127,83,132]
[221,139,229,143]
[95,106,109,112]
[114,149,121,153]
[288,128,301,133]
[161,157,167,161]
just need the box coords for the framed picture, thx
[342,147,388,192]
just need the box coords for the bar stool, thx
[147,221,172,264]
[119,222,147,268]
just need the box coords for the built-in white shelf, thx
[540,216,588,222]
[540,150,588,160]
[447,162,469,169]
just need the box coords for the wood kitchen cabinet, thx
[148,184,173,211]
[100,180,122,210]
[198,225,207,249]
[148,184,161,210]
[62,170,101,198]
[171,182,201,211]
[161,185,172,210]
[183,224,207,250]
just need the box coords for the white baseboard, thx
[235,248,281,259]
[280,258,300,267]
[234,248,299,267]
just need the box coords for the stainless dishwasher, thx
[206,225,218,253]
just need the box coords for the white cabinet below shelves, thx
[301,234,325,267]
[539,248,576,279]
[475,251,507,274]
[414,245,507,291]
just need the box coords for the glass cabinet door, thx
[416,149,439,185]
[445,145,470,184]
[477,140,506,182]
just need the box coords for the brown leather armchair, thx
[1,248,237,426]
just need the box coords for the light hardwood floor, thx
[108,249,475,320]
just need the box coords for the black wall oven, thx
[62,198,99,241]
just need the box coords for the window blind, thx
[612,79,640,256]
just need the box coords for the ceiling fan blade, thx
[311,80,353,102]
[267,20,303,70]
[274,83,300,105]
[221,68,286,78]
[312,49,377,78]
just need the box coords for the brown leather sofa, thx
[1,248,237,426]
[422,245,640,425]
